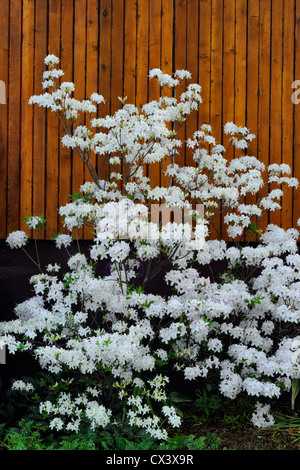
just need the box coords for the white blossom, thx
[3,56,300,440]
[6,231,28,249]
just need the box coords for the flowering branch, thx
[2,54,300,439]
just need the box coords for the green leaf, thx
[291,378,300,411]
[169,391,192,403]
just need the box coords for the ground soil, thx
[199,424,299,450]
[177,411,300,451]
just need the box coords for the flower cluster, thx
[11,379,35,393]
[39,389,111,433]
[24,215,46,231]
[2,55,300,438]
[6,230,28,249]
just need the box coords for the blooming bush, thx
[1,54,300,438]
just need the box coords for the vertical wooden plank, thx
[136,0,149,110]
[160,0,173,188]
[234,0,247,128]
[99,0,112,184]
[46,0,61,239]
[136,0,149,193]
[198,0,212,238]
[73,0,87,239]
[59,0,73,235]
[84,0,99,239]
[124,0,137,105]
[210,0,223,144]
[210,0,223,239]
[198,0,211,128]
[99,0,112,112]
[174,0,187,168]
[222,0,235,136]
[269,0,283,228]
[184,0,198,234]
[246,0,259,241]
[110,0,124,197]
[257,0,271,235]
[148,0,162,189]
[185,0,199,167]
[281,0,294,231]
[222,0,235,239]
[7,0,22,234]
[294,1,300,231]
[0,0,9,237]
[86,0,99,121]
[86,0,99,105]
[234,0,247,240]
[174,0,187,78]
[223,0,235,137]
[148,0,161,100]
[161,0,173,78]
[33,0,47,239]
[111,0,124,114]
[20,0,34,236]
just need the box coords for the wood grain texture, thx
[20,0,35,236]
[98,0,112,187]
[174,0,187,169]
[46,0,61,239]
[124,0,137,105]
[148,0,162,190]
[84,0,100,239]
[281,0,295,234]
[59,0,74,236]
[160,0,173,189]
[32,0,47,239]
[245,0,259,241]
[72,0,87,240]
[0,0,9,237]
[269,0,283,229]
[257,0,271,235]
[222,0,235,240]
[7,0,22,235]
[294,0,300,230]
[186,0,199,168]
[210,0,223,239]
[0,0,299,240]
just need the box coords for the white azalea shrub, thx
[2,55,300,437]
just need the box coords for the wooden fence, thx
[1,0,300,240]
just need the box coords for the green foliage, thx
[1,371,298,451]
[194,391,223,418]
[291,379,300,411]
[245,294,265,309]
[0,417,223,451]
[2,420,48,450]
[156,433,222,450]
[247,222,262,237]
[1,419,97,450]
[24,214,46,232]
[0,376,226,451]
[99,433,157,451]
